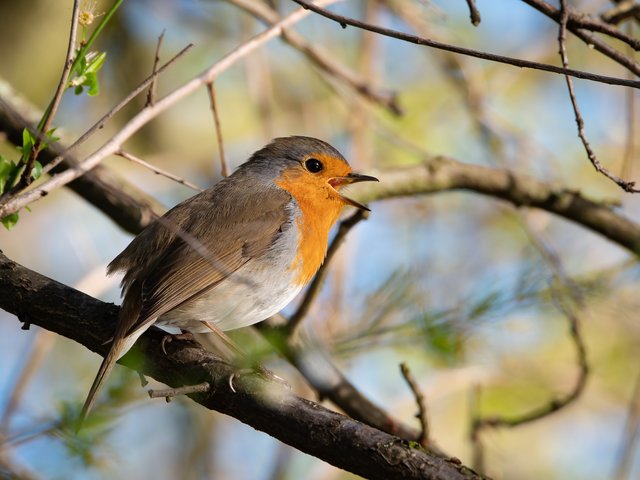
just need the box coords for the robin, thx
[79,136,378,424]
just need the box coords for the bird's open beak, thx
[329,173,379,211]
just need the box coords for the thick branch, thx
[351,157,640,255]
[0,251,483,480]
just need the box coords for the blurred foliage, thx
[0,1,639,479]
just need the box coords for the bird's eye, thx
[304,158,324,173]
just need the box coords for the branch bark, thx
[0,251,485,480]
[352,157,640,255]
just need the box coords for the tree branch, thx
[227,0,401,115]
[0,0,342,221]
[351,157,640,255]
[18,0,80,189]
[0,251,484,480]
[291,0,640,89]
[521,0,640,76]
[0,79,164,232]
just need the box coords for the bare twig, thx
[145,29,165,107]
[227,0,401,115]
[465,0,481,26]
[286,209,368,336]
[40,42,194,177]
[557,0,639,192]
[622,24,637,180]
[521,0,640,52]
[115,150,204,192]
[0,1,342,220]
[18,0,81,189]
[470,296,589,458]
[0,76,166,233]
[206,82,228,177]
[291,0,640,89]
[258,314,433,452]
[138,371,149,387]
[2,421,61,449]
[602,1,640,25]
[400,362,429,445]
[148,382,210,402]
[384,0,506,163]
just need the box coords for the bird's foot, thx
[228,364,290,393]
[161,331,197,355]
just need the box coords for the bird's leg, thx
[203,321,247,356]
[160,329,197,355]
[202,322,290,391]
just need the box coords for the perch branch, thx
[0,251,483,480]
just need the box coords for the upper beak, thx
[329,173,379,211]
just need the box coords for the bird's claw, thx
[161,331,196,355]
[228,365,290,393]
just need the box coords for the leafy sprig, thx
[0,0,123,229]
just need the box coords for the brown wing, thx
[109,177,292,338]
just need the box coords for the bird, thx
[79,136,378,425]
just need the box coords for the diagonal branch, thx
[291,0,640,89]
[0,0,342,221]
[521,0,640,74]
[227,0,401,115]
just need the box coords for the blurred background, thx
[0,0,639,478]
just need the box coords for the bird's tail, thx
[77,281,145,432]
[76,341,123,432]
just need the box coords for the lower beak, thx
[329,173,379,211]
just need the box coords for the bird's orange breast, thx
[275,172,346,286]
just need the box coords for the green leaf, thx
[73,49,88,77]
[7,163,25,189]
[70,51,106,96]
[20,128,36,160]
[31,161,43,180]
[46,127,60,143]
[0,155,12,195]
[2,212,19,230]
[86,52,106,74]
[86,72,99,96]
[22,128,34,151]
